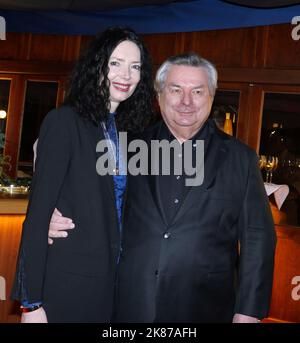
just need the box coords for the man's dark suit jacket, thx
[115,119,276,323]
[12,106,120,322]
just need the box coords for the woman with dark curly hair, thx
[11,26,155,323]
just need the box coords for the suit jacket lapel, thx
[146,122,169,227]
[148,173,169,227]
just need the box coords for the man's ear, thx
[157,92,161,103]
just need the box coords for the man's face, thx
[158,65,213,138]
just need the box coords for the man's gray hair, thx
[155,53,218,97]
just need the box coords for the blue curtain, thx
[0,0,299,35]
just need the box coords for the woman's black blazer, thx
[12,106,120,322]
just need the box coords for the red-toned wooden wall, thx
[1,24,299,69]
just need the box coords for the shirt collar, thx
[159,119,210,144]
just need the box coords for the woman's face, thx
[107,40,141,112]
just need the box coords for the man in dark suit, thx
[50,53,276,323]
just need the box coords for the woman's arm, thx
[11,107,74,309]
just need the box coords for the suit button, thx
[155,270,159,276]
[164,232,171,239]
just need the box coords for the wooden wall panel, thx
[245,84,264,152]
[252,26,269,69]
[0,23,299,69]
[268,226,300,323]
[29,34,66,61]
[62,36,82,62]
[142,33,179,66]
[218,67,300,85]
[181,27,258,68]
[0,60,73,75]
[0,33,31,60]
[143,24,300,70]
[264,24,300,69]
[3,75,25,179]
[0,215,24,323]
[79,35,94,54]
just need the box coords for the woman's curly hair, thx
[63,26,155,133]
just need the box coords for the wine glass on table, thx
[269,156,278,183]
[258,155,267,170]
[265,156,276,183]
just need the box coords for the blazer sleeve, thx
[11,107,73,303]
[234,150,276,319]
